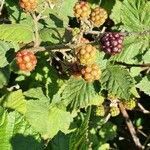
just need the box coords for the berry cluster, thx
[73,1,91,20]
[110,106,120,117]
[73,1,107,27]
[19,0,37,12]
[90,7,108,27]
[16,50,37,72]
[123,99,136,110]
[96,105,105,116]
[101,32,124,55]
[76,44,96,65]
[81,64,101,82]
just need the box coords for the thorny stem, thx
[119,103,143,150]
[0,0,5,15]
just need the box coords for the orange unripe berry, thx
[16,50,37,72]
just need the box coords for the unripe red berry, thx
[19,0,37,12]
[16,50,37,72]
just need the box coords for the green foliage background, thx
[0,0,149,149]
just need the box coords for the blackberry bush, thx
[100,32,124,55]
[0,0,149,149]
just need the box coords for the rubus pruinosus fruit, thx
[110,106,120,117]
[76,44,96,65]
[123,99,136,110]
[96,105,105,116]
[19,0,37,12]
[100,32,124,55]
[16,50,37,72]
[81,63,101,82]
[73,1,91,20]
[90,7,108,27]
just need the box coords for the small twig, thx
[0,0,5,15]
[31,12,41,47]
[116,62,150,68]
[99,0,102,6]
[119,103,143,150]
[138,103,150,114]
[144,134,150,148]
[137,129,148,138]
[28,44,70,53]
[104,113,111,123]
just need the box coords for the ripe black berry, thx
[100,32,124,55]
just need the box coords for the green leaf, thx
[101,65,134,100]
[110,0,150,32]
[0,67,10,89]
[48,132,69,150]
[95,51,107,70]
[25,100,73,139]
[99,122,117,141]
[0,24,34,43]
[111,35,149,64]
[0,41,19,68]
[121,0,150,32]
[42,0,78,27]
[3,90,27,114]
[110,0,122,23]
[24,87,49,103]
[0,108,42,150]
[40,28,71,44]
[69,107,91,150]
[61,77,103,109]
[136,75,150,96]
[142,49,150,63]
